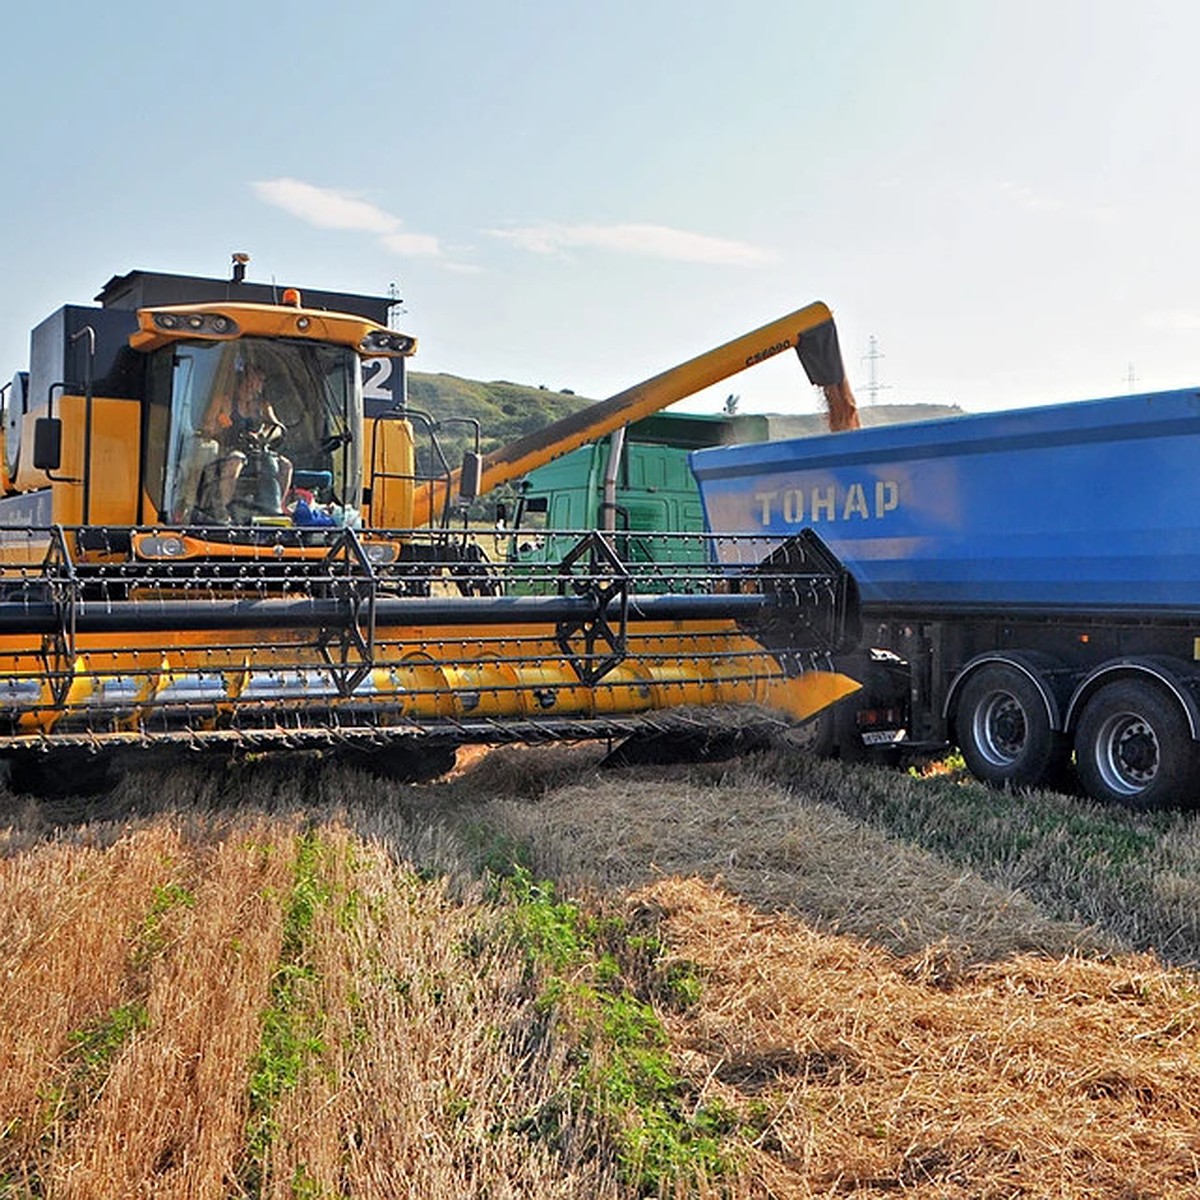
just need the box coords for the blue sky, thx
[3,0,1199,417]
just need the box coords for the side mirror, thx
[33,417,62,471]
[461,451,483,501]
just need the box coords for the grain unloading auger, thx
[411,295,860,526]
[0,264,859,786]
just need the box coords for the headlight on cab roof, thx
[360,330,416,356]
[153,312,238,337]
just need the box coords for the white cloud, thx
[253,178,400,233]
[253,178,443,258]
[487,222,771,266]
[996,180,1064,215]
[970,179,1118,225]
[379,231,442,257]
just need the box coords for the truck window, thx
[624,499,669,531]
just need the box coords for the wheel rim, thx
[972,691,1027,767]
[1093,709,1159,796]
[785,719,823,753]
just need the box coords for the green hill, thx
[407,373,594,458]
[404,374,592,514]
[407,373,963,460]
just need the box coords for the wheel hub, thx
[977,693,1027,764]
[1098,712,1158,793]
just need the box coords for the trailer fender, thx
[1065,657,1200,741]
[943,652,1069,732]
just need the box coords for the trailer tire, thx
[955,665,1069,790]
[1073,679,1198,809]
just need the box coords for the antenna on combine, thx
[1125,362,1138,392]
[231,252,250,284]
[387,281,406,329]
[862,335,890,407]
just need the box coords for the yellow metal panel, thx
[366,416,415,528]
[86,397,140,525]
[129,302,417,356]
[14,395,140,525]
[14,410,53,493]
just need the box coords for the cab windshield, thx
[162,338,362,527]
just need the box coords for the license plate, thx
[860,729,906,746]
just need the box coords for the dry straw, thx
[640,875,1200,1198]
[3,746,1200,1197]
[476,766,1112,964]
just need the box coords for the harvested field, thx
[2,744,1199,1197]
[642,877,1200,1198]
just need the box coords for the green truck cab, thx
[504,411,767,578]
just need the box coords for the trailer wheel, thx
[1073,680,1198,809]
[955,666,1068,790]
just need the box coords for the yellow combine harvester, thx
[0,262,860,792]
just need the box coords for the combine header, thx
[0,262,859,788]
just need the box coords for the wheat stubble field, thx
[3,744,1200,1198]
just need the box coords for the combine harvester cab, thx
[0,265,860,792]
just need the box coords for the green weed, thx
[242,831,334,1198]
[135,880,195,965]
[67,1002,148,1076]
[468,825,534,880]
[497,865,738,1192]
[39,1001,150,1130]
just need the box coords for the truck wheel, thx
[786,706,837,757]
[1074,680,1198,809]
[955,666,1068,789]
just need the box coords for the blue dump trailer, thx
[691,388,1200,808]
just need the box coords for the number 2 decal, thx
[363,357,394,401]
